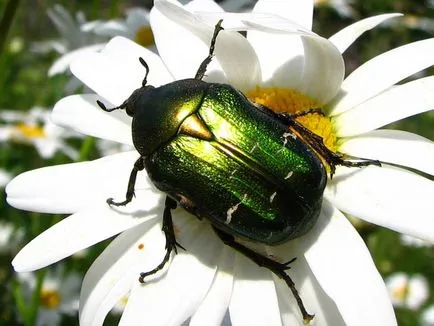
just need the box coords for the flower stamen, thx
[40,289,61,309]
[15,123,45,139]
[134,26,154,47]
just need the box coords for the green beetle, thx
[97,20,380,323]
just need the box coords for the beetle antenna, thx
[97,99,126,112]
[195,19,224,81]
[139,57,150,87]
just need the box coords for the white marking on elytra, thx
[277,131,297,153]
[282,131,297,146]
[250,142,259,153]
[269,191,277,203]
[226,193,248,224]
[229,168,238,179]
[285,171,294,179]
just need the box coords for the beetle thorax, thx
[130,79,209,156]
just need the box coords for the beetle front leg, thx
[139,196,185,283]
[212,227,315,324]
[107,157,145,206]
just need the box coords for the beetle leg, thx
[285,108,325,119]
[139,196,185,283]
[212,227,315,324]
[261,108,381,177]
[194,19,224,81]
[287,120,381,177]
[107,157,145,206]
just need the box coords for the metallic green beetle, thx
[98,20,380,323]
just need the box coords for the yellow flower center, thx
[246,86,338,152]
[392,283,409,301]
[134,26,155,47]
[15,123,45,138]
[40,289,61,309]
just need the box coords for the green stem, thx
[79,136,95,161]
[12,278,29,326]
[28,269,46,326]
[0,0,21,59]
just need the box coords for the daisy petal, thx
[340,129,434,176]
[101,36,174,86]
[269,233,345,324]
[6,151,155,213]
[195,11,314,88]
[334,76,434,137]
[152,0,261,90]
[303,201,397,326]
[325,165,434,242]
[253,0,313,29]
[329,14,402,54]
[239,16,344,104]
[48,44,106,76]
[299,35,344,105]
[273,259,345,326]
[185,0,223,12]
[80,221,164,326]
[190,246,235,326]
[330,38,434,115]
[229,253,281,325]
[123,211,220,325]
[12,199,161,272]
[70,51,142,106]
[52,94,132,145]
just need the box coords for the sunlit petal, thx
[330,38,434,115]
[6,152,152,213]
[101,36,174,87]
[13,198,161,272]
[329,14,402,54]
[121,211,221,325]
[48,44,106,76]
[325,166,434,242]
[80,221,164,326]
[52,94,132,144]
[229,254,281,325]
[152,0,261,90]
[334,76,434,137]
[190,246,235,326]
[340,129,434,176]
[303,201,397,325]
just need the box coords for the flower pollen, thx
[392,283,409,301]
[40,289,61,309]
[247,86,338,152]
[15,123,45,139]
[138,243,144,250]
[134,26,155,47]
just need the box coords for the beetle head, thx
[96,57,154,117]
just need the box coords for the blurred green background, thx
[0,0,433,325]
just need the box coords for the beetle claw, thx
[106,197,130,207]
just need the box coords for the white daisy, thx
[17,268,80,326]
[0,221,23,253]
[422,305,434,326]
[385,273,430,310]
[6,0,434,325]
[81,7,155,50]
[0,168,13,188]
[314,0,356,18]
[382,14,434,34]
[31,4,107,77]
[0,107,82,160]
